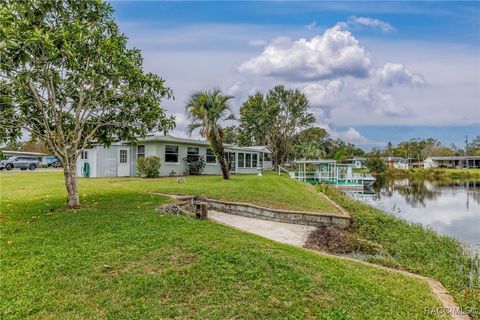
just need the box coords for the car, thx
[0,156,40,171]
[48,159,62,168]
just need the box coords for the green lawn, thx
[15,171,338,214]
[0,171,447,319]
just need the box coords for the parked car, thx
[0,156,40,170]
[48,159,62,168]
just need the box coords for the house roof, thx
[426,156,480,161]
[2,150,50,156]
[294,160,336,164]
[229,145,271,153]
[140,134,210,146]
[139,134,271,153]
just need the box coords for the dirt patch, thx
[305,226,386,255]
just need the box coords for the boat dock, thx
[281,160,376,187]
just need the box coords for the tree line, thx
[367,137,480,160]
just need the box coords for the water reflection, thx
[346,178,480,250]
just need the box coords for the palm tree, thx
[186,89,235,180]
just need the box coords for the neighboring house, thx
[424,156,480,169]
[347,157,367,169]
[382,156,408,169]
[76,134,273,178]
[1,150,51,166]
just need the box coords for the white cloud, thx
[302,79,344,107]
[328,127,370,144]
[238,25,371,81]
[377,63,427,87]
[343,16,395,33]
[355,86,409,116]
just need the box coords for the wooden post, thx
[195,202,208,220]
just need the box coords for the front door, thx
[117,148,130,176]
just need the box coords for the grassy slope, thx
[321,186,480,316]
[0,171,446,319]
[140,171,339,213]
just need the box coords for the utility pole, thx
[465,135,469,156]
[465,135,469,168]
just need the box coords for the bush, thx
[365,157,387,174]
[183,156,205,175]
[136,156,161,178]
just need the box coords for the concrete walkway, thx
[209,211,316,247]
[208,211,470,320]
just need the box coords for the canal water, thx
[345,177,480,252]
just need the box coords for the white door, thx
[117,148,130,176]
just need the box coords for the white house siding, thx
[77,148,97,177]
[78,136,272,178]
[77,145,136,178]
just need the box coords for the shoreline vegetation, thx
[378,167,480,180]
[318,184,480,316]
[354,167,480,180]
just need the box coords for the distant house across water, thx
[424,156,480,169]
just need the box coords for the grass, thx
[320,185,480,317]
[0,170,448,319]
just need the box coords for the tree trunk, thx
[219,155,230,180]
[64,160,80,209]
[210,131,230,180]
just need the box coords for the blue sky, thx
[111,1,480,149]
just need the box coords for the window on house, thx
[245,153,251,168]
[165,145,179,163]
[206,148,216,164]
[259,153,264,166]
[252,154,258,168]
[186,147,199,162]
[264,153,272,161]
[137,145,145,158]
[238,153,244,168]
[119,150,128,163]
[80,151,88,160]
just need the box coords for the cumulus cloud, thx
[301,80,344,115]
[342,16,395,33]
[355,86,409,116]
[238,25,371,81]
[329,127,370,144]
[377,63,427,87]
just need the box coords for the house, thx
[76,134,273,178]
[423,156,480,169]
[346,157,367,169]
[382,156,408,169]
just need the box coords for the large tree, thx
[239,86,315,168]
[186,89,234,180]
[0,0,175,208]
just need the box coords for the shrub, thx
[365,157,387,174]
[183,156,205,175]
[136,156,161,178]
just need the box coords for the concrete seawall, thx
[155,193,351,229]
